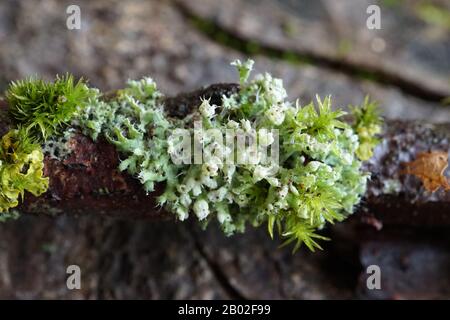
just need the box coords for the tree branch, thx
[1,83,449,227]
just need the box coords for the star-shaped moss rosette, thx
[0,60,382,252]
[6,74,98,141]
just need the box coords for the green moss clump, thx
[350,96,383,161]
[0,128,49,213]
[0,74,92,216]
[6,74,98,141]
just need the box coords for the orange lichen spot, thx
[401,150,450,192]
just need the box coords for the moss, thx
[350,96,383,161]
[0,128,49,214]
[6,74,98,141]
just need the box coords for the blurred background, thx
[0,0,449,299]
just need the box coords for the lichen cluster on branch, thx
[0,60,382,251]
[0,128,48,212]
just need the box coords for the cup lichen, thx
[75,59,382,251]
[0,60,383,252]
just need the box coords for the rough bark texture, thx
[3,84,449,299]
[1,0,449,300]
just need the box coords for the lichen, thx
[1,60,382,251]
[76,77,178,193]
[0,128,49,214]
[162,60,370,251]
[0,209,20,222]
[77,59,380,251]
[42,128,76,161]
[382,178,402,194]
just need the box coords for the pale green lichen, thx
[382,178,402,194]
[42,128,76,160]
[1,60,382,251]
[77,59,379,251]
[77,77,178,193]
[0,209,20,222]
[162,62,369,251]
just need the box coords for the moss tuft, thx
[6,74,98,141]
[350,96,383,161]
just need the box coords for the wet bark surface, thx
[0,0,449,299]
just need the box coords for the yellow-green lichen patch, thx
[0,128,49,213]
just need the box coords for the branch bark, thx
[1,83,449,227]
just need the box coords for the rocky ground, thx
[0,0,449,299]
